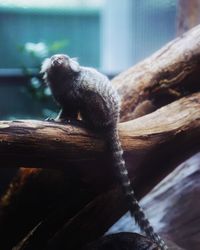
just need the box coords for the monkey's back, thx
[78,67,120,129]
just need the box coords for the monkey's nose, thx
[52,58,63,67]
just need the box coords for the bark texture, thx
[112,24,200,121]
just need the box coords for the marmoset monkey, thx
[41,54,168,250]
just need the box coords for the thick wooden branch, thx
[112,24,200,121]
[0,93,200,194]
[1,94,199,250]
[136,154,200,250]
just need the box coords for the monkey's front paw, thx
[45,117,56,122]
[55,118,69,124]
[45,117,65,124]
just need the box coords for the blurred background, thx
[0,0,181,121]
[0,1,200,243]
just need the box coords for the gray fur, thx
[41,54,168,250]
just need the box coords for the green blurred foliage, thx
[18,40,68,117]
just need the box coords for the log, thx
[0,94,200,249]
[45,156,200,250]
[82,233,185,250]
[112,24,200,121]
[137,153,200,250]
[0,93,199,193]
[106,155,200,250]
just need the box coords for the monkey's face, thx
[51,54,70,68]
[41,54,80,76]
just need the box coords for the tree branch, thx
[112,24,200,121]
[0,93,200,194]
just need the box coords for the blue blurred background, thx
[0,0,177,120]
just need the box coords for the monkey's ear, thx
[40,58,51,73]
[69,58,80,72]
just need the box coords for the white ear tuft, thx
[69,58,80,72]
[40,58,51,73]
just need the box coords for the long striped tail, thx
[107,127,168,250]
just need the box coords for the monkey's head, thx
[41,54,80,79]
